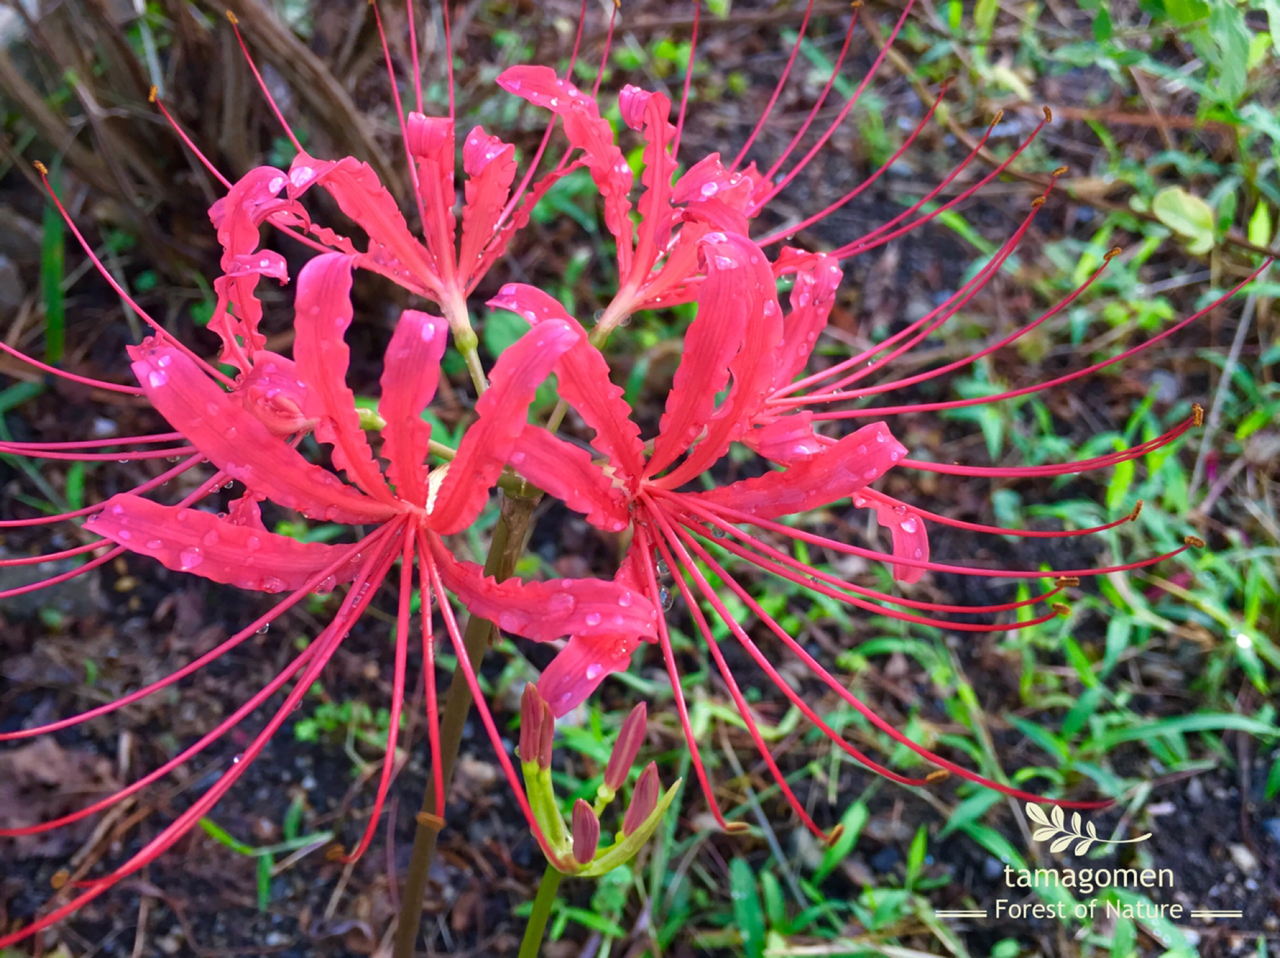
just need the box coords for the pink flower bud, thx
[622,761,659,837]
[571,799,600,865]
[604,702,647,793]
[519,685,553,769]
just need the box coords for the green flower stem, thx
[392,490,539,958]
[518,863,564,958]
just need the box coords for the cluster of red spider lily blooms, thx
[0,0,1258,947]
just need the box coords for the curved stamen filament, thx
[675,510,1070,615]
[650,514,830,840]
[633,518,739,832]
[664,510,1110,809]
[0,453,204,529]
[0,523,397,743]
[416,530,446,822]
[0,443,197,461]
[660,490,1196,581]
[0,339,145,395]
[0,541,111,568]
[0,530,404,950]
[670,0,701,163]
[729,0,818,171]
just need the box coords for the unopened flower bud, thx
[520,685,553,769]
[571,799,600,865]
[622,762,659,836]
[604,702,647,793]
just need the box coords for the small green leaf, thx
[483,309,532,360]
[1249,201,1274,249]
[1152,187,1216,255]
[729,858,766,958]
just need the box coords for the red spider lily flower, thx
[0,250,659,949]
[484,226,1235,839]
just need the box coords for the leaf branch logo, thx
[1025,803,1152,856]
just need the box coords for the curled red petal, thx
[693,421,906,520]
[429,320,581,533]
[855,488,930,584]
[379,309,447,506]
[84,494,362,593]
[287,152,438,299]
[209,168,306,373]
[488,283,645,482]
[511,426,630,532]
[459,126,518,285]
[236,350,312,437]
[740,411,827,464]
[498,66,634,272]
[292,254,396,504]
[649,232,783,485]
[431,544,658,647]
[129,340,397,525]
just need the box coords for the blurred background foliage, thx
[1,0,1278,956]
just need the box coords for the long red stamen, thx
[371,0,431,242]
[405,0,424,114]
[0,442,196,461]
[0,454,203,529]
[0,541,111,568]
[668,513,1110,809]
[0,524,396,743]
[830,112,1047,260]
[753,2,914,213]
[633,518,738,832]
[804,237,1108,402]
[440,0,456,120]
[661,490,1198,581]
[729,0,818,171]
[422,548,562,862]
[416,531,445,821]
[756,78,952,248]
[676,509,1070,615]
[651,518,828,840]
[0,530,404,950]
[341,529,415,863]
[670,0,701,162]
[667,518,945,787]
[0,339,145,395]
[225,12,304,154]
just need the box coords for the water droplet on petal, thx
[585,663,603,680]
[146,539,163,549]
[148,370,168,388]
[585,612,602,627]
[202,530,219,546]
[617,592,633,607]
[901,518,918,534]
[179,547,203,570]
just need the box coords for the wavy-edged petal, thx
[648,232,783,485]
[405,113,458,282]
[620,86,676,285]
[379,309,447,507]
[511,426,630,532]
[773,248,843,385]
[470,162,584,293]
[209,167,305,373]
[498,66,634,272]
[85,494,363,593]
[672,154,762,214]
[292,254,396,504]
[693,421,906,520]
[459,126,518,285]
[432,543,658,645]
[488,284,645,481]
[855,488,930,584]
[129,340,397,525]
[287,152,438,298]
[429,320,581,533]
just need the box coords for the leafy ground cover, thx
[1,0,1278,956]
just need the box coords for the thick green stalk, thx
[392,491,538,958]
[517,864,564,958]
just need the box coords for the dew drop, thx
[117,529,132,540]
[148,370,168,388]
[256,623,270,635]
[585,612,602,627]
[246,535,261,550]
[179,547,204,570]
[202,530,220,546]
[617,592,633,607]
[156,354,172,368]
[585,663,603,680]
[659,587,675,612]
[711,525,727,539]
[146,539,163,549]
[901,517,918,534]
[655,558,670,579]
